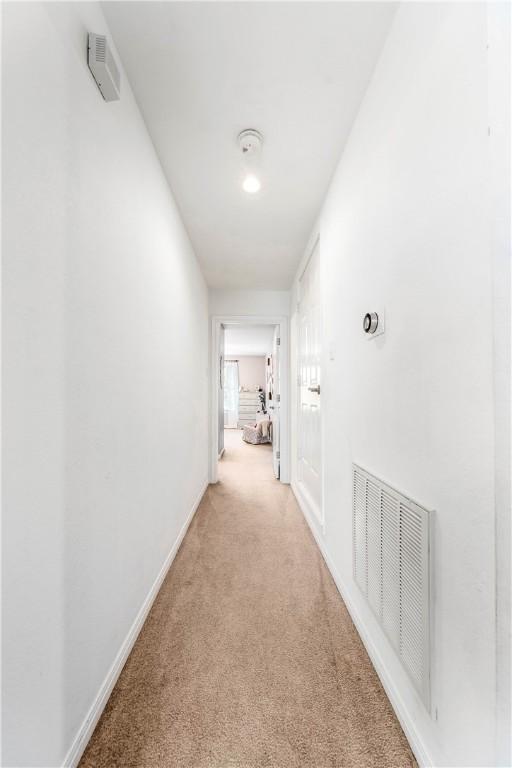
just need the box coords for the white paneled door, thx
[218,324,225,456]
[298,240,322,520]
[271,326,280,479]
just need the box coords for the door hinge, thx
[276,337,280,346]
[276,451,280,459]
[276,394,281,403]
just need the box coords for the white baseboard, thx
[293,477,325,533]
[63,479,209,768]
[291,481,434,768]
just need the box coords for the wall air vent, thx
[352,463,432,709]
[88,33,120,102]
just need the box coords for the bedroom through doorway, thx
[212,317,288,485]
[222,324,279,477]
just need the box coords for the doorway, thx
[221,324,278,477]
[210,315,289,484]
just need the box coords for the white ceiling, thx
[224,325,275,357]
[103,2,396,289]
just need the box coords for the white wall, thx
[2,4,208,767]
[226,356,266,391]
[209,289,290,317]
[291,4,509,767]
[487,3,512,760]
[224,324,275,356]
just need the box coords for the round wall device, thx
[363,312,379,334]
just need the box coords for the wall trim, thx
[62,479,209,768]
[293,475,325,535]
[291,480,434,768]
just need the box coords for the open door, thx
[218,324,225,458]
[224,360,239,428]
[297,240,322,518]
[269,326,280,479]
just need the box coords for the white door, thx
[298,241,322,518]
[223,360,239,428]
[218,325,225,457]
[271,327,280,479]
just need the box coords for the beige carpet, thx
[79,430,416,768]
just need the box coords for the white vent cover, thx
[88,33,120,102]
[353,463,432,709]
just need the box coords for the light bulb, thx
[242,174,261,194]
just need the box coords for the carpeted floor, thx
[79,429,416,768]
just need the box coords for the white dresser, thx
[238,391,261,428]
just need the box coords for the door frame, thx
[210,314,289,484]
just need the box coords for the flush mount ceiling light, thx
[238,129,263,194]
[242,174,261,194]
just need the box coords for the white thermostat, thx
[363,308,385,339]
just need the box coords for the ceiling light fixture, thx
[238,129,263,195]
[242,174,261,194]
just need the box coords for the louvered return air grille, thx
[352,463,432,709]
[94,35,106,63]
[88,33,121,102]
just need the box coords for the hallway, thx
[3,3,510,766]
[80,430,415,768]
